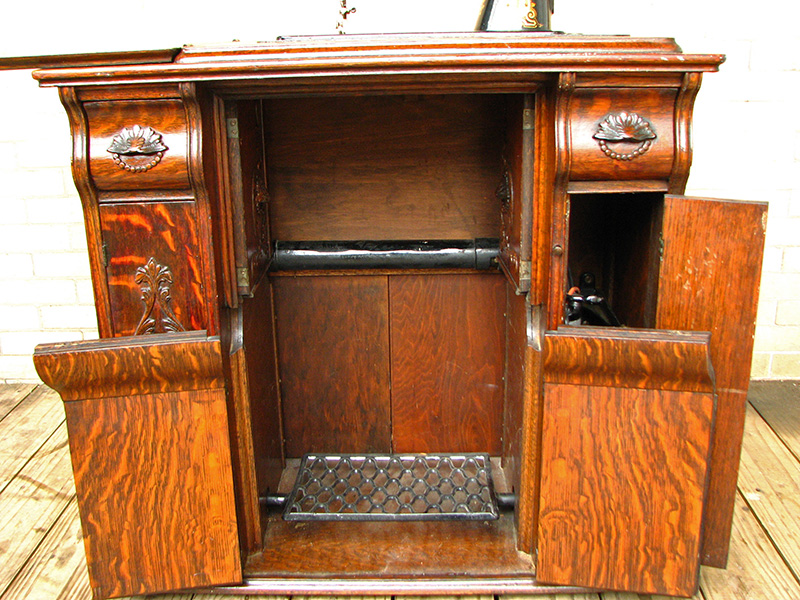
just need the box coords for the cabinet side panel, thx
[65,388,241,598]
[656,196,767,566]
[273,275,391,456]
[390,273,505,454]
[537,383,713,596]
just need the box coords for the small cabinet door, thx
[656,194,767,566]
[537,328,716,597]
[34,332,242,599]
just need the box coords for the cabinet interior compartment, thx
[228,92,536,577]
[566,192,664,329]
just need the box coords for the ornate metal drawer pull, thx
[593,112,657,161]
[107,125,168,173]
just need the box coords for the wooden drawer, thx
[86,99,190,191]
[568,87,677,181]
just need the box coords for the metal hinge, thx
[236,266,250,288]
[659,236,665,261]
[522,108,535,130]
[101,243,109,268]
[227,118,240,140]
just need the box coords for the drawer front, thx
[86,99,190,191]
[568,87,677,181]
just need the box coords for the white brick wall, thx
[0,0,798,381]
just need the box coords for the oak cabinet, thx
[21,34,767,598]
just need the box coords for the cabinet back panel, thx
[273,276,392,457]
[265,95,506,241]
[390,273,506,454]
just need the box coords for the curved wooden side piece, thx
[33,331,223,401]
[543,327,714,392]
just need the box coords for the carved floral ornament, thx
[134,257,186,335]
[593,112,657,161]
[107,125,168,173]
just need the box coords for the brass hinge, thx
[236,266,250,288]
[227,118,240,140]
[519,260,531,281]
[522,108,535,130]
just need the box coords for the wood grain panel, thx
[34,332,223,401]
[273,276,391,456]
[247,512,533,578]
[568,87,677,181]
[266,95,505,241]
[656,195,767,567]
[544,327,714,392]
[64,388,241,598]
[390,273,505,454]
[537,383,713,596]
[100,201,208,336]
[85,99,189,191]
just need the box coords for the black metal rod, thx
[495,493,516,509]
[271,239,500,271]
[259,494,288,508]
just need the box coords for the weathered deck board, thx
[699,493,800,599]
[0,498,88,600]
[0,423,75,596]
[0,383,35,422]
[736,404,800,581]
[0,385,64,494]
[748,380,800,462]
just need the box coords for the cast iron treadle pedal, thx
[283,453,499,521]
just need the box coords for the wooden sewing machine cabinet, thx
[19,34,767,599]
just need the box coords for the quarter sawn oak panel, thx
[273,275,391,457]
[390,273,506,454]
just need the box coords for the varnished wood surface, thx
[65,387,241,598]
[85,99,190,191]
[3,381,800,598]
[567,87,677,182]
[33,331,223,400]
[390,273,506,454]
[248,511,533,579]
[31,34,724,89]
[99,201,209,336]
[543,327,714,392]
[538,383,714,596]
[0,48,179,70]
[266,95,504,242]
[656,196,768,567]
[273,276,391,457]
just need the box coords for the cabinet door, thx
[537,328,715,597]
[656,195,767,566]
[33,332,242,599]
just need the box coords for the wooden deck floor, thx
[1,381,799,600]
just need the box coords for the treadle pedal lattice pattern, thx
[283,453,498,521]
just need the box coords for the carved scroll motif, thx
[107,125,168,173]
[134,257,186,335]
[593,112,657,161]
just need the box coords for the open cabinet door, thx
[536,328,716,597]
[656,195,767,566]
[34,331,242,599]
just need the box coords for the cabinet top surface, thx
[2,33,724,88]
